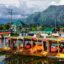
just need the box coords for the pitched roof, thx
[12,20,25,26]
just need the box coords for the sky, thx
[0,0,64,19]
[0,0,64,10]
[0,0,64,11]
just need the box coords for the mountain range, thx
[25,5,64,26]
[0,4,64,26]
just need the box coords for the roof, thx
[9,36,48,42]
[24,36,48,41]
[9,36,24,40]
[30,31,37,34]
[0,32,11,35]
[48,37,64,42]
[48,37,58,41]
[30,31,42,34]
[12,21,22,26]
[43,28,54,33]
[57,37,64,42]
[12,20,25,26]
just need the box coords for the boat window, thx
[49,43,58,53]
[0,39,3,48]
[38,42,43,45]
[51,43,58,47]
[18,40,23,45]
[5,39,9,47]
[25,41,30,44]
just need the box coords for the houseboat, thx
[47,37,64,59]
[8,36,24,53]
[16,35,48,57]
[7,35,48,57]
[0,32,11,52]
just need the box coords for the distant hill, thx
[1,5,64,26]
[25,5,64,26]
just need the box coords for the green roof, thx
[43,28,54,34]
[30,31,37,34]
[13,22,22,26]
[12,20,25,26]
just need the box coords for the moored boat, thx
[47,37,64,59]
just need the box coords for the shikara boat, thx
[8,36,24,53]
[15,36,48,57]
[8,35,48,56]
[47,37,64,59]
[0,32,11,52]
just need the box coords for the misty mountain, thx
[26,5,64,26]
[1,4,64,26]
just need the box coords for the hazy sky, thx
[0,0,64,11]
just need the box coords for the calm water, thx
[0,54,64,64]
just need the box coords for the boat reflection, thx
[3,54,64,64]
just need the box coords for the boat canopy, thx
[9,36,24,40]
[48,37,64,42]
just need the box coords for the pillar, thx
[57,41,60,54]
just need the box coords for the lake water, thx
[0,54,64,64]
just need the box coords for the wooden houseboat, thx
[0,32,11,52]
[47,37,64,59]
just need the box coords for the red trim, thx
[0,32,11,35]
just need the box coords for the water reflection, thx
[0,54,64,64]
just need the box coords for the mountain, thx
[0,4,40,24]
[25,12,41,25]
[25,5,64,26]
[1,5,64,26]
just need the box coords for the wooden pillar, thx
[42,41,44,52]
[31,39,33,47]
[10,39,14,49]
[37,39,38,45]
[57,41,60,54]
[9,39,11,48]
[47,41,51,53]
[23,38,25,48]
[17,38,19,50]
[47,41,49,54]
[43,41,46,51]
[8,39,10,48]
[31,39,33,52]
[35,39,38,54]
[4,37,6,47]
[1,35,4,47]
[49,42,51,53]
